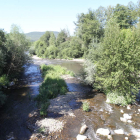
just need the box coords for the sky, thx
[0,0,139,35]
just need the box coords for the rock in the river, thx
[125,137,128,140]
[106,98,110,103]
[120,109,124,113]
[76,134,88,140]
[138,109,140,112]
[120,117,127,122]
[80,124,88,134]
[127,105,131,110]
[114,129,124,134]
[123,113,132,120]
[107,135,113,140]
[96,128,110,136]
[127,120,133,123]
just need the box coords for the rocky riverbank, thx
[27,74,140,140]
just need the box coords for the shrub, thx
[0,75,9,86]
[84,60,96,86]
[36,65,74,116]
[29,46,36,55]
[40,101,50,116]
[82,101,90,112]
[106,92,132,106]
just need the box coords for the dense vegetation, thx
[35,64,74,116]
[83,2,140,105]
[30,1,140,105]
[25,31,59,42]
[29,30,84,59]
[0,25,30,106]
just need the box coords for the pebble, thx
[120,109,124,113]
[96,128,110,136]
[114,129,124,134]
[123,113,132,120]
[76,134,88,140]
[120,117,127,122]
[80,124,88,134]
[127,105,131,110]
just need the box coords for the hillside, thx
[25,31,59,42]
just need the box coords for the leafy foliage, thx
[35,65,74,115]
[0,25,30,106]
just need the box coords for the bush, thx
[84,60,96,86]
[29,46,36,55]
[82,101,90,112]
[40,101,50,116]
[106,92,132,106]
[36,65,74,116]
[0,75,9,86]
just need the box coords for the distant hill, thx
[25,31,59,42]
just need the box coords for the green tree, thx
[75,9,103,51]
[6,25,30,78]
[49,32,56,46]
[113,4,137,29]
[56,29,67,46]
[0,30,7,75]
[94,19,140,105]
[40,31,51,47]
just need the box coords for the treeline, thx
[29,30,84,59]
[0,25,30,106]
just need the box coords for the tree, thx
[113,4,137,29]
[0,30,7,75]
[6,25,30,78]
[49,32,56,46]
[75,9,103,50]
[40,31,51,47]
[56,29,67,46]
[93,18,140,105]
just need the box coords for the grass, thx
[35,64,75,116]
[82,101,90,112]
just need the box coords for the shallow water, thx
[0,58,84,140]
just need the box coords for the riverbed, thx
[0,56,140,140]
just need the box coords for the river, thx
[0,56,140,140]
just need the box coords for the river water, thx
[0,57,140,140]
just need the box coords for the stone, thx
[107,135,113,140]
[106,98,110,103]
[127,105,131,110]
[120,109,124,113]
[127,120,133,123]
[114,129,124,134]
[96,128,110,136]
[76,134,88,140]
[80,124,88,134]
[123,113,132,120]
[120,117,127,122]
[138,109,140,112]
[125,137,128,140]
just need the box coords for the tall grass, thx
[35,64,74,116]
